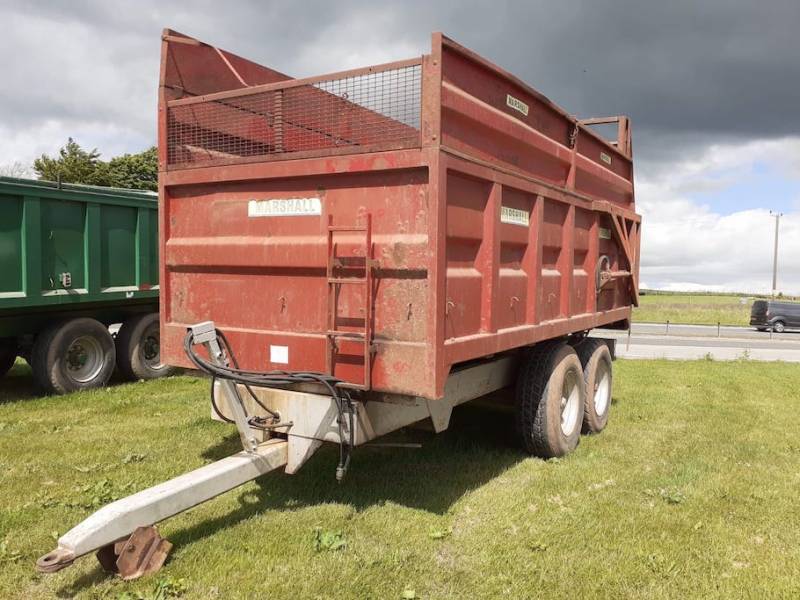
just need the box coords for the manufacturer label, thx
[599,227,612,240]
[500,206,530,227]
[600,152,612,165]
[270,345,289,364]
[248,198,321,218]
[506,94,529,116]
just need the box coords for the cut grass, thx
[633,293,755,326]
[2,359,800,598]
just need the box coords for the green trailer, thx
[0,176,173,393]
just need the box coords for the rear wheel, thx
[515,341,586,458]
[0,338,17,378]
[116,313,175,381]
[574,339,613,434]
[32,319,116,394]
[773,320,786,333]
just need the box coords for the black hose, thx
[214,330,281,421]
[184,328,355,480]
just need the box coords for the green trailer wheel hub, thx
[65,336,104,383]
[142,333,161,368]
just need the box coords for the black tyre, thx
[116,313,175,381]
[0,338,17,378]
[574,339,613,434]
[32,319,116,394]
[773,320,786,333]
[515,341,586,458]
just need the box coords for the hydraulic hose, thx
[184,328,355,480]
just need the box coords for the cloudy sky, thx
[2,0,799,293]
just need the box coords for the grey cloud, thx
[1,0,799,159]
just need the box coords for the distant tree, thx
[33,138,105,185]
[33,138,157,191]
[0,161,34,178]
[106,147,158,191]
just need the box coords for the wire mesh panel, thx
[167,63,422,168]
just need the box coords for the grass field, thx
[633,293,755,326]
[2,359,800,599]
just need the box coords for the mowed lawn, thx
[1,359,800,599]
[633,294,755,326]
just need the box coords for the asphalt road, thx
[592,323,800,362]
[629,322,798,340]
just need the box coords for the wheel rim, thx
[594,362,611,416]
[140,326,164,370]
[560,369,580,436]
[775,322,785,333]
[64,336,104,383]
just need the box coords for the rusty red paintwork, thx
[158,30,641,400]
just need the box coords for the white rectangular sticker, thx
[500,206,530,227]
[269,345,289,364]
[248,198,321,218]
[600,152,612,165]
[506,94,529,116]
[599,227,612,240]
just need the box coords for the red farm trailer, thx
[38,30,640,578]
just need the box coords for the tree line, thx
[4,138,158,192]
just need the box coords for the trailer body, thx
[0,177,169,391]
[159,32,640,400]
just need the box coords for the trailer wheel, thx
[32,319,116,394]
[0,338,17,378]
[116,313,174,381]
[574,339,613,434]
[515,341,586,458]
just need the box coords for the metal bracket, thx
[95,526,172,580]
[595,255,631,293]
[190,322,259,453]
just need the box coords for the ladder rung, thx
[326,331,366,339]
[331,259,379,269]
[328,225,367,232]
[328,278,367,285]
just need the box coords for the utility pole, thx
[770,211,782,296]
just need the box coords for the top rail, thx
[167,57,424,108]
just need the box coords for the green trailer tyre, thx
[116,313,175,381]
[32,318,116,394]
[0,338,17,378]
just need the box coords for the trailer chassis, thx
[36,321,519,578]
